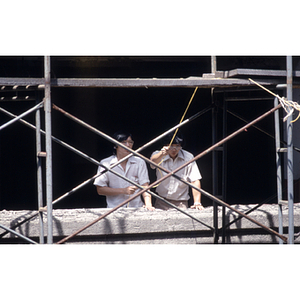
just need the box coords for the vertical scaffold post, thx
[36,92,44,244]
[211,56,217,74]
[274,96,283,244]
[286,56,294,244]
[221,94,228,243]
[211,56,218,243]
[44,56,53,244]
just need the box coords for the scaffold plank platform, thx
[0,204,299,244]
[0,76,283,89]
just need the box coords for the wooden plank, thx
[0,78,44,86]
[0,77,281,88]
[51,77,279,88]
[226,68,300,78]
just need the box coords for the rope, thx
[249,78,300,123]
[153,87,198,187]
[159,87,198,162]
[168,87,198,146]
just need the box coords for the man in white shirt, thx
[150,131,203,210]
[94,131,154,210]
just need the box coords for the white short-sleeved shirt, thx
[94,155,149,208]
[150,149,201,201]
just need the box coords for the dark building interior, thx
[0,56,298,210]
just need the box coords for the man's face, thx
[116,136,134,156]
[167,144,182,159]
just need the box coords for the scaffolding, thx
[0,56,298,244]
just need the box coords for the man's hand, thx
[143,204,155,211]
[124,185,138,195]
[191,203,204,210]
[160,146,170,156]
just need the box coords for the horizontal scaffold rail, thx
[0,77,282,89]
[225,68,300,78]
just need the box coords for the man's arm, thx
[141,183,155,211]
[150,147,169,165]
[97,184,154,211]
[190,179,203,210]
[96,185,137,196]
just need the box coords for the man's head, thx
[161,131,185,159]
[112,131,134,155]
[161,131,185,148]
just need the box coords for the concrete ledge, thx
[1,204,300,244]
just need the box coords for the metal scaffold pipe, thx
[35,95,44,244]
[0,101,44,131]
[0,105,212,238]
[0,224,37,244]
[286,56,294,244]
[44,56,53,244]
[54,103,287,244]
[274,96,284,244]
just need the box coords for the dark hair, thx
[112,130,132,154]
[161,130,185,147]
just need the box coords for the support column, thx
[274,96,283,244]
[211,56,218,243]
[286,56,294,244]
[211,56,217,74]
[36,92,44,244]
[44,56,53,244]
[221,95,228,243]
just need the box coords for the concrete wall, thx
[1,204,300,244]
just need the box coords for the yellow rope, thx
[153,87,198,188]
[168,87,198,146]
[249,78,300,123]
[159,87,198,164]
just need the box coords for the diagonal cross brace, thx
[0,105,213,238]
[55,103,287,244]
